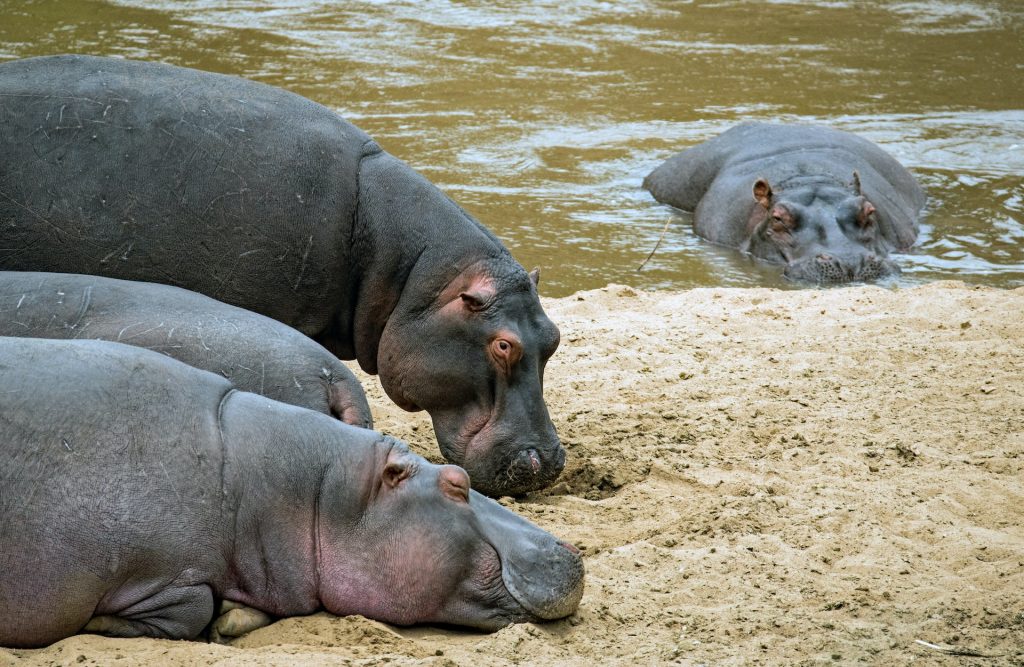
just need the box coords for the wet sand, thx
[3,281,1022,666]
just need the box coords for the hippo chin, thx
[0,54,564,497]
[0,337,583,648]
[643,123,927,284]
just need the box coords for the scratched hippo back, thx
[0,54,366,335]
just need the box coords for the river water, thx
[2,0,1021,295]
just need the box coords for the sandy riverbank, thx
[3,281,1022,666]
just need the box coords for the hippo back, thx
[0,271,372,428]
[0,54,370,335]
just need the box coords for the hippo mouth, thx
[465,430,566,497]
[784,253,901,284]
[440,412,566,497]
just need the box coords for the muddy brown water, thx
[2,0,1021,296]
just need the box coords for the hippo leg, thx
[83,585,214,640]
[209,601,275,643]
[324,370,374,429]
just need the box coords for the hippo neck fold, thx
[217,391,379,617]
[335,144,512,376]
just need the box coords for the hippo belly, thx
[0,271,372,428]
[0,55,564,497]
[644,122,927,283]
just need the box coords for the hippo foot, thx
[209,601,274,644]
[325,372,374,430]
[83,615,143,637]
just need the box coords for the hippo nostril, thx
[525,449,540,474]
[558,540,580,555]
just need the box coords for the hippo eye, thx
[490,336,522,373]
[768,206,794,233]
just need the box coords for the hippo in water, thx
[0,271,373,428]
[0,337,584,648]
[0,54,562,497]
[643,123,926,283]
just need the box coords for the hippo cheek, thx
[472,491,585,621]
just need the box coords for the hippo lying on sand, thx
[0,337,584,648]
[0,271,372,428]
[0,54,562,497]
[644,123,926,283]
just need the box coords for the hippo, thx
[0,54,562,497]
[643,123,926,283]
[0,271,372,428]
[0,336,584,648]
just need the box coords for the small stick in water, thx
[636,216,674,272]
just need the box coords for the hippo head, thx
[377,261,564,497]
[742,173,901,284]
[317,440,584,629]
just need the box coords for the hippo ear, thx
[852,170,863,195]
[383,460,412,489]
[752,178,773,209]
[529,267,541,286]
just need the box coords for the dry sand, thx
[3,281,1022,666]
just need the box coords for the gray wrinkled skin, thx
[0,55,563,497]
[0,271,372,428]
[644,123,926,284]
[0,337,584,649]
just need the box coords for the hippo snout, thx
[493,440,565,498]
[509,444,565,487]
[474,490,585,623]
[502,537,585,620]
[784,252,900,284]
[458,425,565,498]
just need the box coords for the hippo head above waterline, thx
[741,173,903,283]
[643,122,926,285]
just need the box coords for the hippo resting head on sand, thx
[0,337,584,648]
